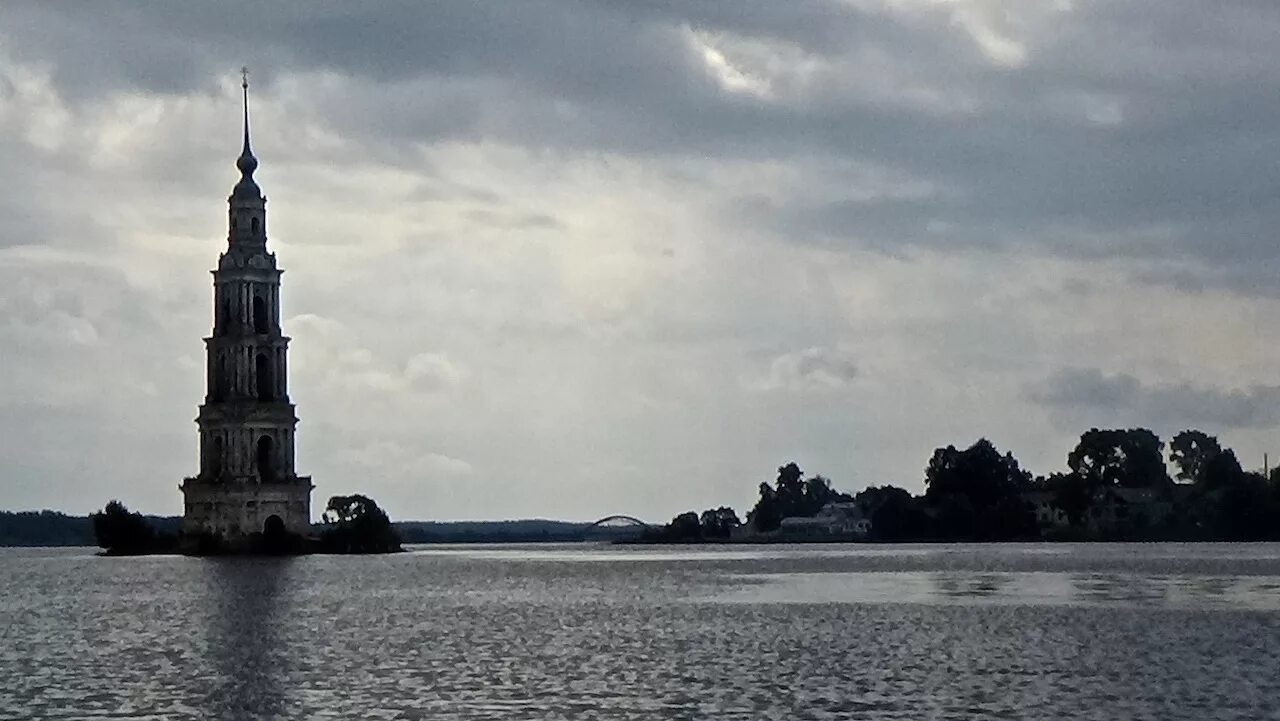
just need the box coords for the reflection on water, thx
[201,559,290,721]
[1075,573,1167,606]
[3,544,1280,720]
[933,572,1009,598]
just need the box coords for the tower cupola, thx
[227,68,267,248]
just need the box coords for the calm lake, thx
[2,543,1279,720]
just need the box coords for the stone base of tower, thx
[179,477,313,554]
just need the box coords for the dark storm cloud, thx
[12,0,1279,315]
[10,0,1280,216]
[1029,368,1280,431]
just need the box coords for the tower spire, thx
[241,67,251,155]
[235,66,259,183]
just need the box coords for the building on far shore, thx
[1021,491,1070,531]
[777,501,872,540]
[179,74,312,552]
[1085,486,1182,535]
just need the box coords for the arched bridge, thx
[587,515,652,529]
[580,514,654,541]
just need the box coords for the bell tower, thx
[181,70,313,550]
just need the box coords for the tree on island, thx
[1169,430,1223,485]
[699,507,741,539]
[645,506,743,542]
[666,511,702,540]
[924,439,1035,540]
[1067,428,1170,490]
[91,501,174,555]
[1043,471,1091,527]
[1027,428,1173,534]
[1171,441,1280,540]
[1208,467,1280,540]
[925,439,1030,505]
[854,485,930,541]
[317,494,403,554]
[747,462,851,532]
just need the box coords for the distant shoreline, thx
[5,508,1271,549]
[0,512,619,548]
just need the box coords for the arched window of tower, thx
[253,295,268,334]
[214,355,228,401]
[256,352,272,401]
[256,435,274,483]
[220,298,231,334]
[251,217,260,235]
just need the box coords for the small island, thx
[91,494,402,556]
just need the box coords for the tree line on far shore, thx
[646,427,1280,542]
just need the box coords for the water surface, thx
[2,543,1277,720]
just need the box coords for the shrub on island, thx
[641,506,742,542]
[91,501,177,555]
[316,494,403,554]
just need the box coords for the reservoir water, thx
[2,543,1279,720]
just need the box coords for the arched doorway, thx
[256,435,275,483]
[263,514,285,537]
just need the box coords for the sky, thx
[4,1,1280,522]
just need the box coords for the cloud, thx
[748,347,860,393]
[5,2,1280,518]
[1028,368,1280,431]
[292,319,466,398]
[335,440,473,478]
[405,352,466,392]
